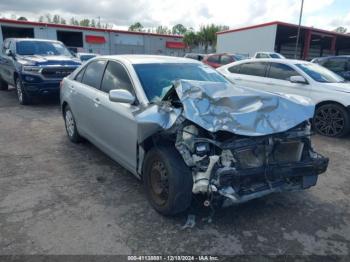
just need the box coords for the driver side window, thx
[101,61,134,94]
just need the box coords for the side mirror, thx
[5,49,13,57]
[109,89,135,104]
[290,75,308,84]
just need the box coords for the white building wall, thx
[0,21,185,56]
[217,24,277,57]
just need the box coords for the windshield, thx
[133,63,228,102]
[79,54,96,61]
[270,53,283,59]
[296,63,345,83]
[16,41,72,56]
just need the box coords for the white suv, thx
[217,58,350,137]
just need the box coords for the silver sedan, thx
[60,55,328,216]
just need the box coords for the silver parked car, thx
[60,55,328,216]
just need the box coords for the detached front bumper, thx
[215,152,329,207]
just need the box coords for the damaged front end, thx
[173,119,328,207]
[137,80,329,208]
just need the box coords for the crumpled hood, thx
[17,55,81,66]
[174,80,315,136]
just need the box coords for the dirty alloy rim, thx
[149,160,169,206]
[65,110,75,138]
[314,106,345,136]
[16,80,23,103]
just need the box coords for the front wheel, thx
[313,104,350,137]
[143,146,193,216]
[15,78,31,105]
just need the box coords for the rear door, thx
[265,62,311,97]
[229,61,269,90]
[94,60,138,171]
[70,59,107,140]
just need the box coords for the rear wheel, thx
[64,105,82,143]
[15,78,31,105]
[314,103,350,137]
[143,146,193,216]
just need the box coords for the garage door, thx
[1,26,34,40]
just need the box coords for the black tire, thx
[143,146,193,216]
[313,103,350,137]
[64,105,82,143]
[15,78,31,105]
[0,78,8,91]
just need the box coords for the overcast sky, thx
[0,0,349,31]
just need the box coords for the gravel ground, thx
[0,88,349,256]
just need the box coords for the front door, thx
[94,60,138,172]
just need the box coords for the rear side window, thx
[268,63,300,80]
[75,67,86,82]
[228,64,241,73]
[239,62,267,77]
[81,60,106,89]
[101,61,134,94]
[207,55,220,63]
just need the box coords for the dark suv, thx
[312,56,350,81]
[0,38,81,104]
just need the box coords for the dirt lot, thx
[0,88,350,256]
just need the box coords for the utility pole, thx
[97,16,101,28]
[294,0,304,59]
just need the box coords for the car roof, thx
[99,55,201,64]
[227,58,312,66]
[314,55,350,60]
[78,52,98,55]
[256,51,279,54]
[7,38,62,43]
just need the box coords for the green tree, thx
[69,17,79,26]
[156,25,170,34]
[38,16,44,22]
[91,19,96,27]
[53,14,60,24]
[172,24,187,35]
[197,24,229,52]
[334,26,347,34]
[80,19,90,27]
[45,14,52,23]
[128,22,143,32]
[183,31,199,51]
[17,16,28,21]
[60,18,66,24]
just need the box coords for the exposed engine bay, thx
[137,80,329,207]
